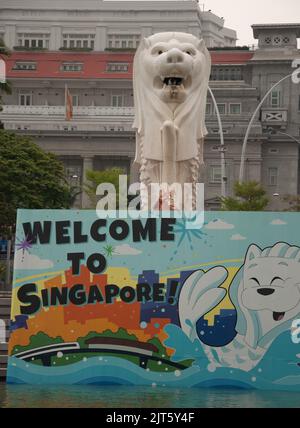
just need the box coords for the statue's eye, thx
[185,49,196,56]
[250,278,260,286]
[158,50,163,55]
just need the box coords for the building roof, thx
[252,23,300,38]
[0,0,199,12]
[210,51,253,64]
[5,50,254,80]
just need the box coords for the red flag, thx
[65,85,73,121]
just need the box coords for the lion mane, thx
[133,32,211,168]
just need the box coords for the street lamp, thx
[239,73,294,183]
[267,127,300,145]
[208,86,227,198]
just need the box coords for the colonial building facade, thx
[0,1,300,210]
[0,0,237,50]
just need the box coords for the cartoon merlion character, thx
[179,242,300,371]
[133,32,211,208]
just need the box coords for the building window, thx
[206,103,212,115]
[229,103,241,115]
[13,62,36,71]
[106,63,129,72]
[72,95,79,106]
[61,63,83,72]
[210,66,242,81]
[270,90,281,107]
[215,103,226,115]
[298,95,300,111]
[62,33,95,50]
[210,166,222,184]
[268,167,278,186]
[111,95,124,107]
[17,33,49,49]
[107,34,140,49]
[19,93,32,106]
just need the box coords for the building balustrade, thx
[1,105,135,117]
[261,108,288,129]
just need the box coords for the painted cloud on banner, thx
[271,219,288,226]
[114,244,142,256]
[231,234,247,241]
[14,252,54,270]
[205,219,235,230]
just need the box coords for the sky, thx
[108,0,300,46]
[201,0,300,46]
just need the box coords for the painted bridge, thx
[12,339,187,371]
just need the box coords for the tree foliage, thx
[0,131,73,234]
[221,181,269,211]
[84,167,125,208]
[282,195,300,212]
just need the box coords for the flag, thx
[65,85,73,121]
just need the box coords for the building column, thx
[95,26,106,51]
[4,25,16,49]
[50,25,62,51]
[81,156,94,209]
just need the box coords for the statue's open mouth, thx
[153,74,192,91]
[273,311,285,321]
[163,77,184,87]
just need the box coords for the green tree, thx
[11,333,64,355]
[282,195,300,212]
[0,131,73,234]
[221,181,269,211]
[84,167,125,208]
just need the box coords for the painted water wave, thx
[7,327,300,391]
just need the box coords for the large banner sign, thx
[7,209,300,390]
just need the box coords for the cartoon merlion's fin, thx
[179,267,228,341]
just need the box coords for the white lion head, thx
[133,32,211,163]
[230,242,300,349]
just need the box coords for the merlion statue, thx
[133,32,211,208]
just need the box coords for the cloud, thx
[231,234,247,241]
[14,251,54,270]
[114,244,142,256]
[270,219,287,226]
[205,219,235,230]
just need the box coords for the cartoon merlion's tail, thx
[179,267,228,341]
